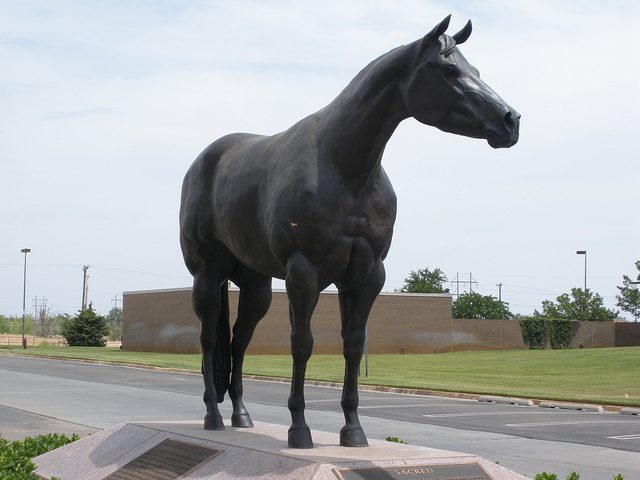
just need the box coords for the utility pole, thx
[82,265,90,310]
[21,248,31,349]
[112,294,122,310]
[33,296,47,337]
[496,283,503,302]
[450,273,478,299]
[576,251,587,291]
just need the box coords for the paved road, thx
[1,354,639,479]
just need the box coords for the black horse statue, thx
[180,15,519,449]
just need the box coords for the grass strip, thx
[1,345,639,407]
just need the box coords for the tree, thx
[0,315,34,335]
[34,305,57,338]
[616,260,640,322]
[452,291,513,319]
[401,267,448,293]
[105,307,123,339]
[538,288,618,322]
[60,304,110,347]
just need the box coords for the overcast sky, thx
[1,0,638,320]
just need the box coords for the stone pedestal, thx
[33,421,528,479]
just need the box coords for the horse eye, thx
[443,65,458,77]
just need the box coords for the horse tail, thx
[213,281,231,403]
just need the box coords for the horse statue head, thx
[403,15,520,148]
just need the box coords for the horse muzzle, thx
[487,109,520,148]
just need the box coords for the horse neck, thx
[315,45,414,187]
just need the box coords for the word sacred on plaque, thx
[333,462,493,480]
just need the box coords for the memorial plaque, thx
[333,462,493,480]
[104,439,222,480]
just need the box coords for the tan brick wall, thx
[572,320,616,349]
[123,288,452,354]
[449,319,526,352]
[122,288,632,354]
[616,321,640,347]
[123,287,201,353]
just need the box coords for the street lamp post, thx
[576,250,587,291]
[21,248,31,349]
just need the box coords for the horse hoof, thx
[204,414,225,431]
[340,426,368,447]
[231,413,254,428]
[288,426,314,449]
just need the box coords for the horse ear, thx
[421,15,451,49]
[452,20,472,45]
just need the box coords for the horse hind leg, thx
[192,269,232,431]
[228,267,272,427]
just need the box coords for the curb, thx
[620,407,640,416]
[0,351,634,413]
[478,395,534,406]
[539,401,605,413]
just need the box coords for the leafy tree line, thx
[534,288,617,322]
[402,262,640,321]
[0,314,35,335]
[400,267,448,294]
[1,306,122,342]
[400,267,514,319]
[452,291,513,319]
[616,260,640,322]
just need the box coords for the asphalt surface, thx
[1,353,639,479]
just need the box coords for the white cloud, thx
[0,0,638,318]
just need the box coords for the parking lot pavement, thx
[0,405,99,441]
[1,353,640,480]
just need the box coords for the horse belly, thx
[211,168,287,279]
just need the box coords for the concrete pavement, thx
[1,353,639,479]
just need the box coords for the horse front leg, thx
[338,260,385,447]
[228,271,272,428]
[285,251,319,448]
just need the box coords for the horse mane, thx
[339,32,458,98]
[331,44,412,105]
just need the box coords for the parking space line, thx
[506,420,608,427]
[425,411,543,418]
[359,403,435,409]
[607,434,640,440]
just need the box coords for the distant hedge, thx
[520,318,580,350]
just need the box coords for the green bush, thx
[548,319,574,350]
[534,474,559,480]
[520,318,579,350]
[520,318,548,349]
[534,472,623,480]
[384,436,408,444]
[0,432,78,479]
[59,304,110,347]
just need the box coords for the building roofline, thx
[123,287,451,299]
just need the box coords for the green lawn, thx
[2,345,639,407]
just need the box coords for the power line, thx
[91,265,189,279]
